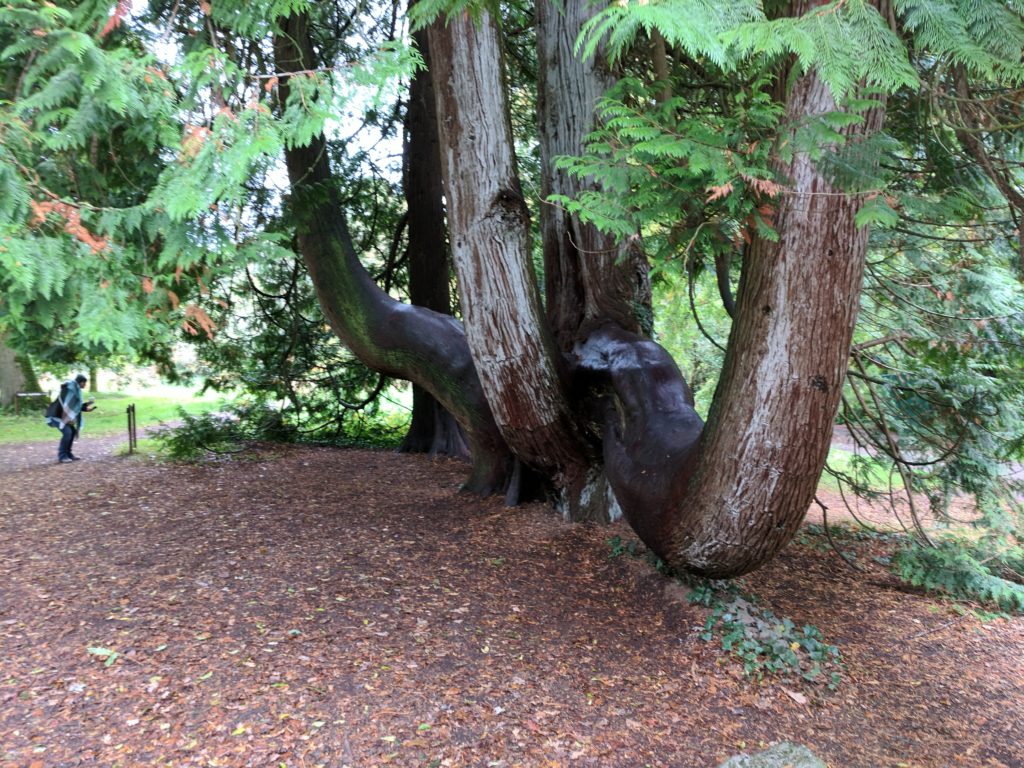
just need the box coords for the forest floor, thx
[1,438,1022,768]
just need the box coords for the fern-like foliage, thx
[408,0,497,29]
[894,540,1024,613]
[0,0,183,360]
[579,0,916,99]
[578,0,763,68]
[896,0,1024,82]
[580,0,1024,99]
[551,73,783,268]
[728,0,918,97]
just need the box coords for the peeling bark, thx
[428,11,591,498]
[622,64,887,576]
[562,1,889,575]
[537,0,652,347]
[533,0,656,521]
[420,0,656,521]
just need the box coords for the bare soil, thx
[1,441,1021,768]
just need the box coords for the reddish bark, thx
[537,0,652,348]
[427,10,594,507]
[600,7,890,575]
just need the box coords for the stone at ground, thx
[717,741,827,768]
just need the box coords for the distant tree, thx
[397,15,468,458]
[0,342,23,410]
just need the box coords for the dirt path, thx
[0,433,130,474]
[0,424,174,476]
[1,445,1022,767]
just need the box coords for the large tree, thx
[421,0,907,574]
[418,0,1020,575]
[165,0,1024,575]
[4,0,1022,581]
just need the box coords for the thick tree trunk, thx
[596,70,888,577]
[0,334,27,408]
[428,11,595,507]
[537,0,652,347]
[398,22,468,459]
[425,0,888,575]
[400,388,470,457]
[274,12,511,493]
[533,0,656,521]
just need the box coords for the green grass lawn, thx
[0,385,228,444]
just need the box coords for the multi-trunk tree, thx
[417,0,897,575]
[262,0,921,575]
[4,0,1022,581]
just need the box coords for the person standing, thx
[46,373,95,463]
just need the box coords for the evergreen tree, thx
[2,0,1021,585]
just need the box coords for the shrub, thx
[690,582,843,686]
[153,402,296,461]
[893,539,1024,613]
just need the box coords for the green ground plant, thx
[151,404,293,461]
[607,536,843,687]
[152,400,407,461]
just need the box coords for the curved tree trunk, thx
[591,27,889,576]
[398,21,468,459]
[659,70,886,576]
[273,12,511,493]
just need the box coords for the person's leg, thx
[58,425,74,461]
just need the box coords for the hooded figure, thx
[46,373,94,463]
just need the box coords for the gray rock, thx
[716,741,827,768]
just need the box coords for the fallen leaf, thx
[782,687,808,705]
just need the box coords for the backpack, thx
[45,398,61,419]
[44,383,68,420]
